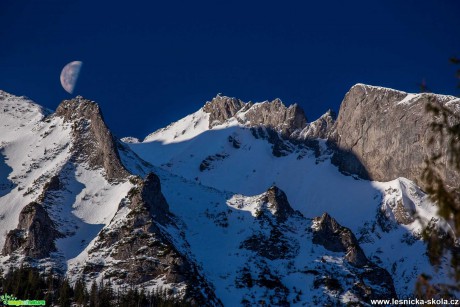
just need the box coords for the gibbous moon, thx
[60,61,83,94]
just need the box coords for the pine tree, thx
[89,281,98,307]
[73,277,87,306]
[58,278,73,307]
[98,279,114,307]
[421,72,460,294]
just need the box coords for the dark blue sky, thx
[1,1,459,139]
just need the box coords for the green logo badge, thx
[0,294,46,306]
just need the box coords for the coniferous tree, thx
[73,277,87,306]
[0,267,191,306]
[421,61,460,295]
[89,281,98,307]
[58,278,73,307]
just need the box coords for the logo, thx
[0,294,46,306]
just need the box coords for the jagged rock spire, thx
[262,186,295,222]
[202,95,308,138]
[242,99,307,137]
[55,96,129,182]
[128,172,170,225]
[2,202,60,258]
[312,212,368,267]
[203,95,245,128]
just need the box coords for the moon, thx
[60,61,83,94]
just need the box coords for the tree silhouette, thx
[421,62,460,294]
[450,57,460,88]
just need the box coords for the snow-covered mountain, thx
[0,85,458,305]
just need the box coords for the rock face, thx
[2,202,59,258]
[312,212,397,301]
[55,96,129,182]
[298,109,336,140]
[241,186,299,261]
[261,186,295,222]
[203,95,308,138]
[82,173,220,306]
[250,126,294,157]
[312,213,368,267]
[202,95,311,158]
[241,99,307,137]
[203,95,245,128]
[127,172,171,225]
[330,84,460,188]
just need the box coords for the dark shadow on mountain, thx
[327,141,371,180]
[127,125,245,169]
[126,125,372,194]
[0,150,17,197]
[125,124,439,299]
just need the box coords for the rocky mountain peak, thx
[311,212,397,301]
[0,90,11,99]
[331,83,460,188]
[348,83,408,99]
[203,95,245,128]
[312,212,368,267]
[82,172,219,305]
[242,99,307,137]
[261,186,295,221]
[55,96,101,122]
[55,97,130,182]
[127,173,171,225]
[299,108,336,140]
[2,202,59,258]
[201,95,308,138]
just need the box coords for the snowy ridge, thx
[0,91,219,304]
[133,130,447,298]
[352,83,459,107]
[0,93,71,249]
[144,108,210,143]
[124,84,458,302]
[0,86,458,305]
[0,93,136,277]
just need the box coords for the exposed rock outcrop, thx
[235,265,290,306]
[55,96,130,182]
[240,186,300,260]
[241,228,298,260]
[37,174,62,203]
[312,212,368,267]
[82,173,220,305]
[330,84,460,188]
[203,95,245,128]
[2,202,59,258]
[298,109,336,140]
[261,186,295,222]
[250,126,293,157]
[203,95,308,138]
[241,99,307,137]
[126,172,171,225]
[199,153,229,172]
[312,212,397,301]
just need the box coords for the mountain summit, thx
[55,96,130,181]
[0,84,458,305]
[203,94,307,137]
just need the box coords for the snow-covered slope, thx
[0,92,219,304]
[125,89,457,300]
[0,93,135,269]
[0,86,457,305]
[0,91,70,249]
